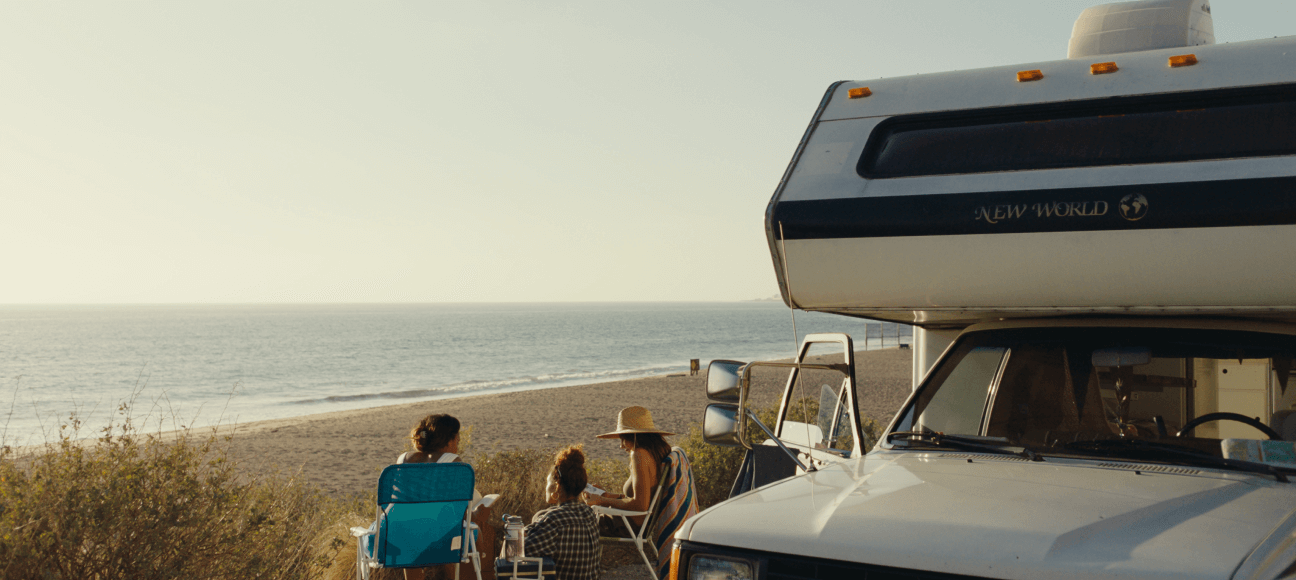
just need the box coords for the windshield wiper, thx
[1063,439,1289,483]
[887,431,1044,462]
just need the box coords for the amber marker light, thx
[1169,54,1199,67]
[1017,69,1044,82]
[667,545,681,580]
[1090,62,1119,75]
[847,87,872,99]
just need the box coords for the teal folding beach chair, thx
[351,462,499,580]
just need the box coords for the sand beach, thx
[225,347,915,498]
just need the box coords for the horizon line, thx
[0,299,786,306]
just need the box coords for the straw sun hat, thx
[596,406,674,439]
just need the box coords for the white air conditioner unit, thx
[1068,0,1214,59]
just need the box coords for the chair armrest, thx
[591,505,648,517]
[349,526,373,538]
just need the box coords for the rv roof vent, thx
[1068,0,1214,59]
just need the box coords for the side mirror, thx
[703,404,743,447]
[706,360,746,402]
[1092,347,1151,367]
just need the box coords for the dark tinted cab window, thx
[858,85,1296,178]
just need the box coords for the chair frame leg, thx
[356,538,365,580]
[615,513,659,580]
[463,518,484,580]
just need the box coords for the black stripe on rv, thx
[772,176,1296,240]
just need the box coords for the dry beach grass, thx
[0,348,913,579]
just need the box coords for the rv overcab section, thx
[765,38,1296,331]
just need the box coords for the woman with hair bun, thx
[524,445,601,580]
[399,413,465,465]
[396,414,491,580]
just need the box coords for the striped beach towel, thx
[650,447,700,578]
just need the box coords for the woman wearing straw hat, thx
[582,406,674,532]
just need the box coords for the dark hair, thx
[619,432,670,465]
[410,414,460,453]
[552,445,588,499]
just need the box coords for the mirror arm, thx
[745,408,811,472]
[738,367,750,448]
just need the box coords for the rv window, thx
[858,86,1296,178]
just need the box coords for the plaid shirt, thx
[524,501,601,580]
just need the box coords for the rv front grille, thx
[765,556,991,580]
[678,541,997,580]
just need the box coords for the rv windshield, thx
[893,327,1296,470]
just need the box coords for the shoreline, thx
[223,347,915,497]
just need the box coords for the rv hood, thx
[679,451,1296,580]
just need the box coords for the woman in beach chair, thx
[584,406,699,579]
[523,445,601,580]
[397,414,495,580]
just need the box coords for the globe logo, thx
[1119,193,1148,221]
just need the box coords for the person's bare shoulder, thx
[397,451,432,464]
[631,448,657,475]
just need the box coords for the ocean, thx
[0,302,911,446]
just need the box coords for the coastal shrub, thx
[0,412,350,580]
[676,423,742,509]
[678,398,884,510]
[464,445,639,570]
[470,447,552,526]
[320,492,403,580]
[467,445,627,529]
[584,454,629,498]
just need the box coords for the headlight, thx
[688,555,755,580]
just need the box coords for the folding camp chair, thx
[351,462,499,580]
[592,448,690,580]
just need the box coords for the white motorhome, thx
[674,2,1296,579]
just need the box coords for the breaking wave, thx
[287,363,685,405]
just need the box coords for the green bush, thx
[0,413,350,580]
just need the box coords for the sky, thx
[1,1,1291,303]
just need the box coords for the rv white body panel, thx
[783,223,1296,311]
